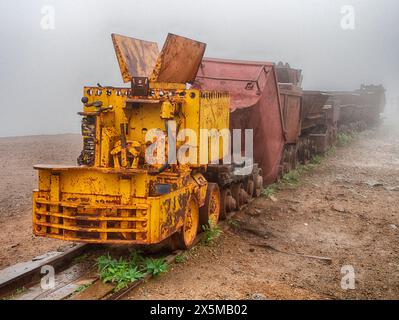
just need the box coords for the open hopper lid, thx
[112,33,159,83]
[151,33,206,83]
[112,33,206,84]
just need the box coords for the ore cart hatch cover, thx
[112,33,159,83]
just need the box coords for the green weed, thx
[96,251,168,291]
[97,254,144,291]
[15,287,27,295]
[261,184,277,198]
[175,254,187,264]
[281,170,300,186]
[326,145,336,156]
[202,221,222,245]
[73,254,88,264]
[74,283,91,293]
[129,250,145,266]
[336,132,354,147]
[144,258,168,276]
[227,218,240,228]
[311,155,323,165]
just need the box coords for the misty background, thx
[0,0,398,137]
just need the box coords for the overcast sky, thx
[0,0,398,136]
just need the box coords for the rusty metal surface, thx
[358,84,386,113]
[357,84,386,125]
[195,58,285,184]
[112,33,159,83]
[275,63,303,144]
[327,91,364,125]
[309,133,329,154]
[151,33,206,84]
[279,84,302,144]
[329,92,361,105]
[325,96,341,124]
[302,91,331,132]
[275,62,303,86]
[327,85,385,126]
[339,104,361,124]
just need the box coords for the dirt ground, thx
[0,134,81,268]
[126,119,399,300]
[0,119,398,299]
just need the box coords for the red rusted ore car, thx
[275,63,341,165]
[275,62,303,172]
[195,58,285,185]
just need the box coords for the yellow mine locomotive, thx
[32,34,263,249]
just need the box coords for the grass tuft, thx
[15,287,27,295]
[326,145,336,156]
[202,221,222,245]
[97,254,144,291]
[260,151,331,199]
[73,254,88,264]
[143,258,168,277]
[336,132,354,147]
[281,170,300,186]
[311,155,323,165]
[261,184,277,198]
[175,254,187,264]
[74,283,91,293]
[227,218,240,228]
[96,251,168,291]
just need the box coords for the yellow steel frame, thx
[33,84,229,245]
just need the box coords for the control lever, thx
[79,97,113,117]
[99,105,113,112]
[81,97,103,108]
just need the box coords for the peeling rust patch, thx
[160,190,190,237]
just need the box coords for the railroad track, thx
[103,242,199,301]
[0,243,90,299]
[0,213,240,300]
[0,236,204,300]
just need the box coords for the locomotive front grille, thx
[33,193,150,244]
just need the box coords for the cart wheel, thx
[172,196,199,250]
[254,174,263,197]
[245,179,255,200]
[231,183,244,208]
[220,188,234,220]
[199,183,221,228]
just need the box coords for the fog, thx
[0,0,398,137]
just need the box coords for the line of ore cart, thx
[196,59,386,183]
